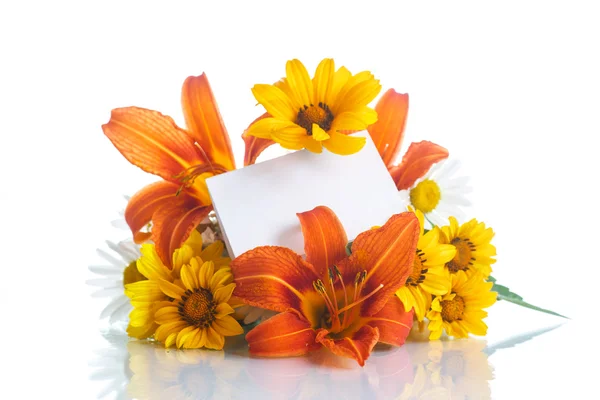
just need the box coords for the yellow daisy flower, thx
[396,209,456,321]
[153,259,243,349]
[125,230,230,339]
[426,271,497,340]
[247,58,381,155]
[440,216,496,277]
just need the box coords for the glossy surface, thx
[87,303,586,400]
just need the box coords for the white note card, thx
[206,132,403,258]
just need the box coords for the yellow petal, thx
[214,303,235,319]
[176,326,197,349]
[327,66,351,108]
[323,132,366,155]
[313,58,334,104]
[335,78,382,114]
[331,71,378,115]
[213,283,236,304]
[331,110,376,133]
[158,279,185,300]
[285,59,314,107]
[205,326,225,350]
[311,124,330,141]
[199,261,215,289]
[154,306,179,324]
[200,241,225,262]
[251,84,296,121]
[246,118,307,149]
[213,315,244,336]
[302,136,323,153]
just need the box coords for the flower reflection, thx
[399,340,492,400]
[89,334,131,400]
[92,325,565,399]
[127,337,247,400]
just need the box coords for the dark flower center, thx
[295,102,334,135]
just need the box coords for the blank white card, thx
[206,132,403,258]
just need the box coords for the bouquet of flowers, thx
[89,58,564,366]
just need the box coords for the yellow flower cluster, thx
[396,211,497,340]
[124,230,243,349]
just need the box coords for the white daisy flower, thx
[88,238,141,331]
[399,159,472,227]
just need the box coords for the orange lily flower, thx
[230,206,420,366]
[102,74,236,266]
[367,89,449,190]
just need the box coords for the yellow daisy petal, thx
[326,66,352,108]
[205,326,225,350]
[251,84,296,121]
[214,303,235,319]
[176,325,197,349]
[312,123,330,141]
[199,241,225,264]
[313,58,334,104]
[158,279,185,300]
[213,283,235,304]
[285,59,314,107]
[323,132,366,155]
[180,263,199,291]
[213,315,244,336]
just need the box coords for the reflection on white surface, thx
[89,326,560,400]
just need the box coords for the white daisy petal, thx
[88,206,142,327]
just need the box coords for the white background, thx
[1,1,599,398]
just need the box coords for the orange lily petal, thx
[368,89,409,168]
[152,200,211,268]
[342,212,420,317]
[230,246,321,322]
[246,311,320,357]
[242,113,275,166]
[296,206,348,278]
[124,181,180,243]
[363,296,413,346]
[388,141,449,190]
[102,107,207,181]
[181,74,236,171]
[315,325,379,367]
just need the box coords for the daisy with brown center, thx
[396,208,456,321]
[125,229,230,339]
[426,271,497,340]
[247,58,381,155]
[440,216,496,277]
[153,259,243,349]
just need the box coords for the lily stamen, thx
[333,265,350,327]
[328,268,339,314]
[337,284,384,315]
[314,279,339,327]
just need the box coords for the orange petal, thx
[362,296,413,346]
[102,107,207,181]
[368,89,409,168]
[344,212,420,317]
[296,206,348,279]
[315,325,379,367]
[230,246,321,322]
[242,113,275,166]
[181,74,236,171]
[388,141,449,190]
[152,200,211,268]
[125,181,180,243]
[246,311,320,357]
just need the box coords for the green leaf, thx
[488,275,568,319]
